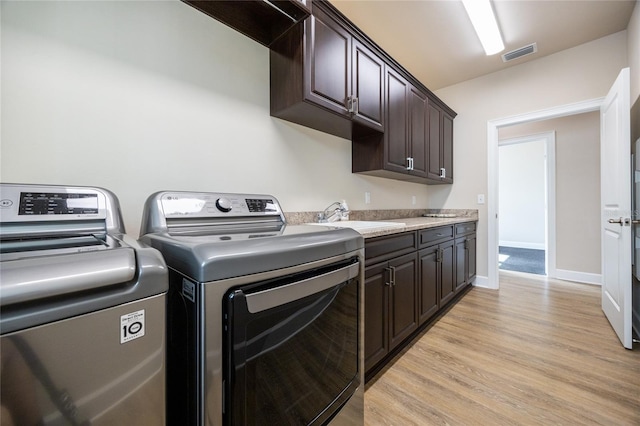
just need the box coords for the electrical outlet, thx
[365,192,371,204]
[477,194,485,204]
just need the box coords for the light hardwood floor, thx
[364,272,640,425]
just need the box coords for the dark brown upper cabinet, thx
[268,0,455,184]
[270,5,384,140]
[383,68,410,175]
[427,103,454,183]
[183,0,311,47]
[352,39,385,132]
[353,68,430,183]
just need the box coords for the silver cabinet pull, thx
[405,157,414,171]
[385,267,392,286]
[440,168,446,178]
[347,96,359,114]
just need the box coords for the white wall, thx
[431,31,628,280]
[0,1,429,236]
[498,140,546,249]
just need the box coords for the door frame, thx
[498,131,556,278]
[487,98,604,289]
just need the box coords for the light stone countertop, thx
[285,209,478,239]
[351,216,477,239]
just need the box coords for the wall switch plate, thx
[477,194,485,204]
[412,195,416,205]
[365,192,371,204]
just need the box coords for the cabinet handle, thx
[390,266,396,286]
[406,157,414,171]
[347,96,359,114]
[385,267,392,286]
[440,168,446,179]
[464,240,468,249]
[437,249,443,263]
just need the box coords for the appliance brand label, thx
[182,279,195,302]
[120,309,145,344]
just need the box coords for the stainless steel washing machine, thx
[138,191,364,426]
[0,183,168,426]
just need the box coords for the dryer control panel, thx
[158,192,283,219]
[140,191,286,235]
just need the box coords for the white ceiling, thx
[329,0,637,90]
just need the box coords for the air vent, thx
[502,43,538,62]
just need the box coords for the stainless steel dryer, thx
[0,183,168,426]
[138,191,364,426]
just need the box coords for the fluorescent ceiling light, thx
[462,0,504,56]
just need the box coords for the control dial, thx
[215,197,232,213]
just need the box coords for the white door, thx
[600,67,632,349]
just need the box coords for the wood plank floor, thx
[364,272,640,425]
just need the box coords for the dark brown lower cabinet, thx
[418,245,439,324]
[418,239,454,324]
[455,222,477,292]
[364,252,418,372]
[365,222,476,379]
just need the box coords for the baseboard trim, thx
[472,275,496,289]
[555,269,602,285]
[499,241,546,250]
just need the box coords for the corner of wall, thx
[629,0,640,104]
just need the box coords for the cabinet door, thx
[441,112,454,183]
[305,10,351,116]
[388,252,418,349]
[364,262,389,371]
[418,246,439,325]
[439,239,455,306]
[384,68,409,174]
[455,238,466,292]
[467,234,477,281]
[409,86,428,178]
[352,39,384,132]
[427,102,442,181]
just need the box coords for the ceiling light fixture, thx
[461,0,504,56]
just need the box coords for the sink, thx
[307,221,406,232]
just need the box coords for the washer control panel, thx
[0,184,109,223]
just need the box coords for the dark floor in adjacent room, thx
[499,246,545,275]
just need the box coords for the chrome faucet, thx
[317,201,350,223]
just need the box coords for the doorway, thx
[487,98,604,289]
[498,132,555,276]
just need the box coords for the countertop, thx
[353,216,477,239]
[286,209,478,239]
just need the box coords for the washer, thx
[139,191,364,426]
[0,183,168,426]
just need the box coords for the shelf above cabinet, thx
[183,0,311,47]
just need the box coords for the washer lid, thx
[140,224,363,282]
[1,246,137,306]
